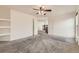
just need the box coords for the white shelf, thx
[0,33,10,36]
[0,26,10,28]
[0,19,9,21]
[0,18,10,41]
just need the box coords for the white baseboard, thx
[48,34,75,43]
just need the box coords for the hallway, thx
[0,32,79,53]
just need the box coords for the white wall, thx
[33,17,38,35]
[48,12,75,38]
[0,6,10,19]
[10,9,35,40]
[53,18,74,38]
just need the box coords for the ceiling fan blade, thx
[44,9,52,12]
[33,8,39,10]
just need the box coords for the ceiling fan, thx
[33,6,52,15]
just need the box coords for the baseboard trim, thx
[48,34,75,43]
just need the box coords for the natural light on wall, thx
[53,17,74,38]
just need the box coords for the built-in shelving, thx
[0,19,10,41]
[0,26,10,28]
[0,33,10,36]
[0,19,9,21]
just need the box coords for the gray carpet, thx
[0,32,79,53]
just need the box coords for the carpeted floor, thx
[0,31,79,53]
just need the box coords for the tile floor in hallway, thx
[0,32,79,53]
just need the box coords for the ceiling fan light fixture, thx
[44,13,46,15]
[33,6,52,15]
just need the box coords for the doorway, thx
[37,17,48,34]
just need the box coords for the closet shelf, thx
[0,19,9,21]
[0,33,10,36]
[0,26,10,28]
